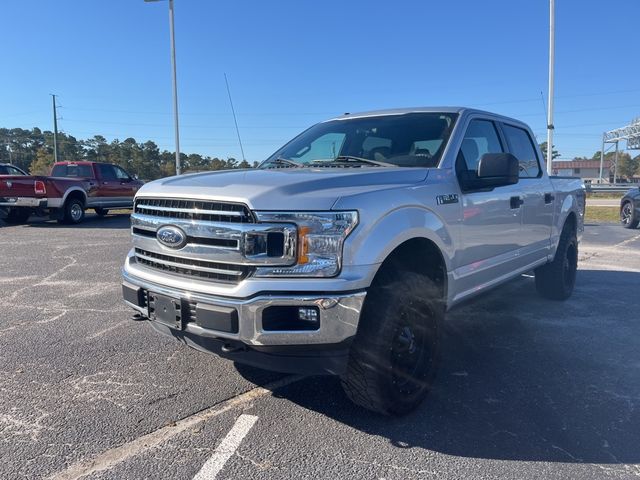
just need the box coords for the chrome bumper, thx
[122,268,366,347]
[0,197,47,207]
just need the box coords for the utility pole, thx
[51,94,59,163]
[546,0,555,175]
[168,0,181,175]
[144,0,181,175]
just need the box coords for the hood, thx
[136,167,429,210]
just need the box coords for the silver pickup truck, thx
[122,107,585,415]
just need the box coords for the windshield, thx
[262,112,458,169]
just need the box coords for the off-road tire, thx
[59,198,85,224]
[620,201,639,229]
[535,222,578,300]
[340,270,443,416]
[4,208,32,224]
[94,208,109,217]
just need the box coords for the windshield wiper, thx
[265,157,301,168]
[313,156,395,167]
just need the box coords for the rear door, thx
[500,122,553,267]
[454,117,524,296]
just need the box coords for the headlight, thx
[253,211,358,277]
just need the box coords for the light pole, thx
[145,0,181,175]
[546,0,555,175]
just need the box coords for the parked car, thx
[122,107,585,415]
[0,161,143,224]
[0,163,28,176]
[620,187,640,229]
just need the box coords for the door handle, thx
[510,196,524,209]
[544,192,555,204]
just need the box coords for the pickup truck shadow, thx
[16,213,132,229]
[237,268,640,465]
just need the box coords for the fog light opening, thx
[298,307,319,323]
[262,305,320,331]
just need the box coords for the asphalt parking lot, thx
[1,214,639,480]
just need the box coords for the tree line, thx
[2,127,639,180]
[0,127,257,180]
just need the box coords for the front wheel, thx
[535,223,578,300]
[621,201,639,229]
[340,271,443,416]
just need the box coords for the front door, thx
[453,118,524,300]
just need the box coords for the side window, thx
[114,166,131,180]
[457,119,503,173]
[291,132,346,163]
[98,164,118,181]
[502,124,541,178]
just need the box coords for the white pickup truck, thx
[122,107,585,415]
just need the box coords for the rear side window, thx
[457,119,503,173]
[502,124,541,178]
[51,164,94,178]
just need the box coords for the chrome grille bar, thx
[136,204,246,217]
[135,250,244,276]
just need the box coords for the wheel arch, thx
[62,188,87,207]
[369,237,448,304]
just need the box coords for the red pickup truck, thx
[0,161,143,224]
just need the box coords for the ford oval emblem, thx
[156,225,187,249]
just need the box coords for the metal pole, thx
[51,94,59,163]
[614,141,619,184]
[598,134,605,183]
[546,0,555,175]
[168,0,181,175]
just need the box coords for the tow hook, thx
[131,312,146,322]
[221,342,246,353]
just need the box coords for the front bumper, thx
[122,269,366,374]
[0,197,47,208]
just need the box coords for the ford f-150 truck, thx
[122,107,585,415]
[0,161,142,224]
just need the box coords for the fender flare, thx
[60,187,88,208]
[344,205,454,274]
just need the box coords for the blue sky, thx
[1,0,638,162]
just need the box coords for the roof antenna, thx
[224,73,246,163]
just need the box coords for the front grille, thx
[134,248,252,283]
[135,198,254,223]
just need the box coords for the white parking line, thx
[48,375,302,480]
[192,414,259,480]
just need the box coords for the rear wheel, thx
[94,208,109,217]
[59,198,85,224]
[4,208,31,224]
[535,222,578,300]
[620,201,639,229]
[340,271,443,416]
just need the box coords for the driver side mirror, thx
[461,153,519,191]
